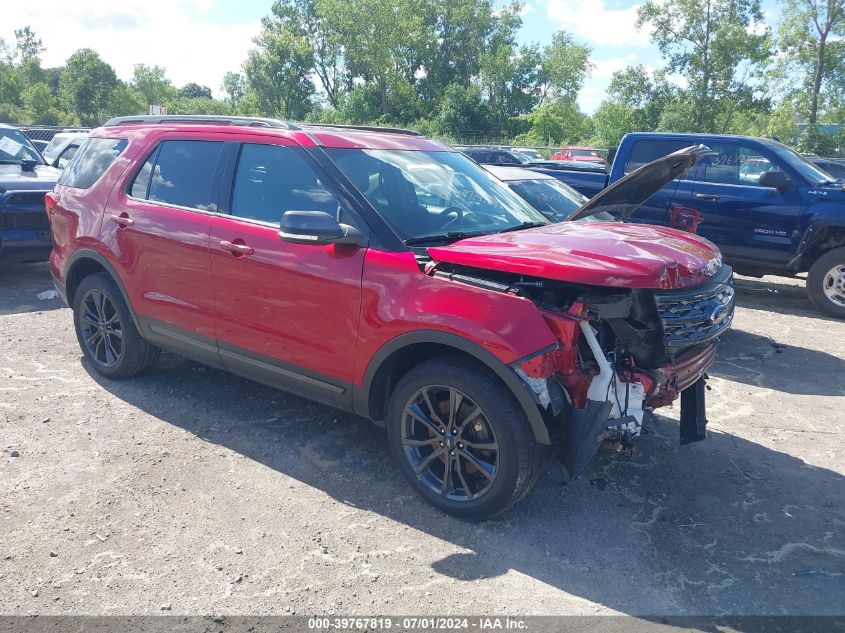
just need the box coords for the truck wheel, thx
[72,273,160,378]
[808,247,845,319]
[386,355,543,520]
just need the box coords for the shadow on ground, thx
[84,353,845,618]
[0,262,63,315]
[712,327,845,396]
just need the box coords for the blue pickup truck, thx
[0,124,61,265]
[534,132,845,318]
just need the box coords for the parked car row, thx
[512,132,845,317]
[3,115,842,518]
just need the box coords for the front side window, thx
[56,144,80,170]
[694,143,775,186]
[58,137,128,189]
[325,148,548,242]
[231,144,338,225]
[129,140,223,210]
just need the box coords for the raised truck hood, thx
[427,221,723,289]
[567,145,713,221]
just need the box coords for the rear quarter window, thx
[626,139,692,173]
[58,138,128,189]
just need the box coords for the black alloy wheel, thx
[79,289,124,367]
[387,356,544,519]
[401,385,500,501]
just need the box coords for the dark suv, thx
[0,123,60,263]
[48,116,734,519]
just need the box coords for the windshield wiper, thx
[404,231,484,246]
[496,221,547,234]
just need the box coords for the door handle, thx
[694,193,720,201]
[219,240,254,256]
[110,214,134,227]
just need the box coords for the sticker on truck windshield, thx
[0,136,24,158]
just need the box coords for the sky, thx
[0,0,781,114]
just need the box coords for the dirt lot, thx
[1,262,843,617]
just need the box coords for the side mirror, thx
[759,170,792,191]
[20,159,38,172]
[279,210,366,246]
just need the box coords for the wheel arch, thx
[355,331,552,445]
[789,221,845,272]
[64,249,141,330]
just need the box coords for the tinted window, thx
[58,138,128,189]
[56,144,80,170]
[626,139,691,172]
[231,144,338,224]
[130,140,224,210]
[694,143,774,186]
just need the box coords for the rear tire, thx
[807,247,845,319]
[73,273,159,378]
[386,355,544,520]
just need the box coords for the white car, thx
[42,130,89,169]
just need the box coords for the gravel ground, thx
[1,262,843,617]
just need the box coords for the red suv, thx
[47,116,734,519]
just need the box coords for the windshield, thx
[766,140,838,185]
[508,178,614,223]
[0,128,43,164]
[324,149,548,243]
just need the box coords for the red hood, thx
[427,222,723,289]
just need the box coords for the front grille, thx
[0,211,50,231]
[653,266,735,349]
[6,192,46,206]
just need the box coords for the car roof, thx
[484,165,554,181]
[98,116,449,152]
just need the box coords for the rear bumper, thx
[0,236,52,263]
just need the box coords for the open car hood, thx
[567,145,713,221]
[427,221,723,289]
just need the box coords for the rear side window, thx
[57,138,128,189]
[625,139,692,173]
[129,140,224,210]
[231,143,338,224]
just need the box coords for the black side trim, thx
[356,331,552,445]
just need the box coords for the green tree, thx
[435,83,491,139]
[222,72,246,107]
[178,83,213,99]
[776,0,845,124]
[328,0,427,116]
[13,27,45,89]
[638,0,771,132]
[539,31,592,104]
[60,49,118,126]
[21,82,59,124]
[417,0,496,110]
[243,13,315,119]
[272,0,347,107]
[131,64,174,106]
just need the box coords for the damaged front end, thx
[432,261,735,478]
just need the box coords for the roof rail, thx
[103,115,299,130]
[303,123,423,137]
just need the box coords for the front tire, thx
[808,247,845,319]
[386,355,543,520]
[73,272,159,378]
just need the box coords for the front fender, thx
[355,330,553,445]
